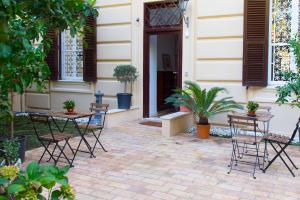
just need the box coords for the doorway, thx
[143,1,183,118]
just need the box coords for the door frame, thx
[143,2,183,118]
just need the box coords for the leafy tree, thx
[0,0,98,137]
[276,35,300,109]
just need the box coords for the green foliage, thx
[166,81,243,125]
[0,140,19,165]
[0,161,75,199]
[113,65,138,93]
[276,35,300,109]
[246,101,259,112]
[0,0,98,128]
[63,100,76,110]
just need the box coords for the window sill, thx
[57,79,85,83]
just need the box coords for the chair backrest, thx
[29,113,55,140]
[228,114,261,141]
[290,118,300,143]
[90,103,109,126]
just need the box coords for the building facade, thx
[20,0,299,135]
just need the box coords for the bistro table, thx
[48,111,96,167]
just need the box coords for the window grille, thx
[270,0,299,82]
[60,30,84,81]
[145,1,182,28]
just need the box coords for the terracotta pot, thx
[197,124,211,139]
[247,111,256,117]
[180,106,191,112]
[67,108,74,113]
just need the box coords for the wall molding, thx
[197,58,242,61]
[97,22,131,27]
[95,3,131,9]
[197,13,243,20]
[97,59,132,62]
[97,41,132,44]
[197,36,243,40]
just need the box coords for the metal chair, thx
[263,118,300,177]
[78,103,109,154]
[227,114,267,179]
[29,113,74,166]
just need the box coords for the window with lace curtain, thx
[269,0,299,83]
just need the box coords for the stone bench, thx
[160,112,193,137]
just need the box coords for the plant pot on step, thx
[197,124,211,139]
[117,93,132,109]
[180,106,191,112]
[16,136,26,162]
[0,135,26,163]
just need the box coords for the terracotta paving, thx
[26,121,300,200]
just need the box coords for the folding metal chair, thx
[263,118,300,177]
[227,114,267,179]
[78,103,109,154]
[29,113,74,166]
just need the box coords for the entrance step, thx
[139,118,162,127]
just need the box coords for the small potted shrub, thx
[63,99,76,114]
[247,101,259,117]
[113,65,138,109]
[166,81,242,139]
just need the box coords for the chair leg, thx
[264,142,296,177]
[47,143,58,162]
[252,143,260,179]
[66,139,75,155]
[91,130,107,153]
[56,141,72,166]
[40,141,57,164]
[39,141,50,163]
[228,140,238,174]
[278,143,298,170]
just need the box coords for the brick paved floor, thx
[26,121,300,200]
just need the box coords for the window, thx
[46,16,97,82]
[269,0,299,83]
[60,30,84,81]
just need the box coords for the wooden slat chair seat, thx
[40,132,73,142]
[264,133,290,144]
[77,124,103,130]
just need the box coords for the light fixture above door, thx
[178,0,189,28]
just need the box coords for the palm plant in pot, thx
[166,81,243,139]
[113,65,138,109]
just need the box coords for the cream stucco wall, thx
[23,0,299,136]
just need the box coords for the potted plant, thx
[0,161,75,199]
[247,101,259,117]
[113,65,138,109]
[166,81,243,139]
[63,100,76,114]
[180,89,192,112]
